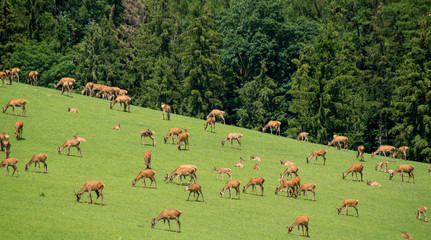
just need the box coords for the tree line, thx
[1,0,430,162]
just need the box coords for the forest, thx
[1,0,431,162]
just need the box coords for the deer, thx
[11,68,20,83]
[275,179,296,197]
[294,183,316,201]
[2,139,11,158]
[0,133,9,151]
[14,120,23,140]
[58,139,82,157]
[0,158,19,176]
[250,155,263,162]
[73,133,87,142]
[0,71,6,87]
[81,82,93,96]
[337,199,359,217]
[4,70,10,84]
[140,129,156,146]
[392,146,408,160]
[204,117,215,133]
[3,99,28,116]
[220,179,241,199]
[292,176,301,192]
[67,107,78,113]
[74,181,105,205]
[371,145,395,160]
[144,150,151,169]
[213,167,232,181]
[132,169,157,189]
[177,131,190,150]
[242,177,265,196]
[253,163,260,170]
[151,209,182,232]
[366,180,381,188]
[25,153,47,173]
[119,89,128,95]
[342,164,364,182]
[27,70,38,86]
[165,166,197,185]
[262,120,281,136]
[416,206,427,222]
[88,83,106,97]
[327,135,348,149]
[221,133,243,149]
[113,123,120,130]
[235,157,245,168]
[280,160,295,166]
[306,149,327,165]
[95,86,116,99]
[110,95,131,112]
[184,184,204,201]
[297,132,309,142]
[389,164,415,183]
[356,145,365,161]
[287,215,309,237]
[161,104,171,120]
[375,161,388,171]
[54,77,75,95]
[402,232,413,239]
[280,165,299,179]
[206,109,225,124]
[163,128,182,144]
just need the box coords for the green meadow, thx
[0,83,430,239]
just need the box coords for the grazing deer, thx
[151,209,182,232]
[67,107,78,113]
[113,123,120,130]
[14,120,23,140]
[342,164,364,182]
[206,109,225,124]
[2,139,11,158]
[25,153,47,173]
[184,184,204,201]
[4,70,11,84]
[161,104,171,120]
[88,83,106,97]
[221,133,243,149]
[402,232,413,239]
[275,179,296,197]
[392,146,408,160]
[81,82,93,96]
[27,71,38,86]
[140,129,156,146]
[0,133,9,151]
[110,95,131,112]
[375,161,388,171]
[250,155,263,162]
[253,163,260,170]
[95,86,116,99]
[297,132,309,142]
[235,157,245,168]
[220,180,241,199]
[0,158,19,176]
[0,71,6,87]
[356,145,365,161]
[119,89,128,95]
[54,77,75,95]
[280,160,295,166]
[213,167,232,181]
[262,120,281,136]
[165,166,197,185]
[3,99,28,116]
[280,165,299,179]
[73,133,87,142]
[328,135,348,149]
[163,128,182,144]
[287,215,309,237]
[243,177,265,196]
[177,131,190,150]
[389,164,415,183]
[292,176,301,192]
[11,68,20,83]
[58,139,82,157]
[371,145,395,160]
[132,169,157,188]
[144,150,151,169]
[366,180,381,188]
[306,149,327,165]
[74,181,105,205]
[204,117,215,133]
[294,183,316,201]
[416,206,427,222]
[337,199,359,217]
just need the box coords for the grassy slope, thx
[0,83,430,240]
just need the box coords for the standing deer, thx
[163,128,182,144]
[11,68,20,83]
[74,181,105,205]
[0,133,9,151]
[262,120,281,136]
[416,206,427,222]
[2,139,11,158]
[389,164,415,183]
[337,199,359,217]
[221,133,243,149]
[206,109,225,124]
[58,139,82,157]
[306,149,327,165]
[140,129,156,146]
[132,169,157,189]
[392,146,408,160]
[177,131,190,150]
[275,179,296,197]
[151,209,182,232]
[27,71,38,86]
[110,95,131,112]
[280,165,299,179]
[54,77,75,96]
[144,150,151,169]
[213,167,232,181]
[356,145,365,161]
[161,104,171,120]
[220,180,241,200]
[184,184,204,201]
[14,120,23,140]
[25,153,47,173]
[371,145,395,160]
[81,82,93,96]
[0,158,19,176]
[287,215,309,237]
[204,117,215,133]
[294,183,316,201]
[4,70,11,85]
[242,177,265,196]
[375,161,388,171]
[342,164,364,182]
[327,135,348,149]
[297,132,309,142]
[3,99,28,116]
[0,71,6,87]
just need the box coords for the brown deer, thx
[375,161,388,171]
[165,166,197,185]
[328,135,348,149]
[221,133,243,149]
[144,150,151,169]
[262,120,281,136]
[297,132,309,142]
[342,164,363,182]
[280,165,299,179]
[402,232,413,240]
[88,83,106,97]
[74,181,105,205]
[161,104,171,120]
[14,120,23,140]
[392,146,408,160]
[280,160,295,166]
[2,139,11,158]
[235,157,245,168]
[389,164,415,183]
[25,153,47,173]
[204,117,215,133]
[184,184,204,201]
[81,82,93,96]
[11,68,20,83]
[220,179,241,199]
[287,215,309,237]
[95,86,116,99]
[275,179,296,197]
[0,133,9,151]
[177,131,190,150]
[163,128,182,144]
[5,70,11,84]
[253,163,260,170]
[54,78,75,95]
[242,177,265,196]
[119,89,128,95]
[67,107,78,113]
[250,155,263,162]
[27,71,38,86]
[140,129,156,146]
[206,109,225,124]
[366,180,381,188]
[110,95,131,112]
[371,145,395,160]
[213,167,232,181]
[416,206,427,222]
[132,169,157,188]
[306,149,327,165]
[58,139,82,157]
[356,145,365,161]
[3,99,28,116]
[0,71,6,87]
[0,158,19,176]
[113,123,120,130]
[151,209,182,232]
[292,176,301,192]
[337,199,359,217]
[73,133,87,142]
[294,183,316,201]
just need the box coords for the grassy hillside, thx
[0,83,430,239]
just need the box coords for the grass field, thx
[0,83,430,239]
